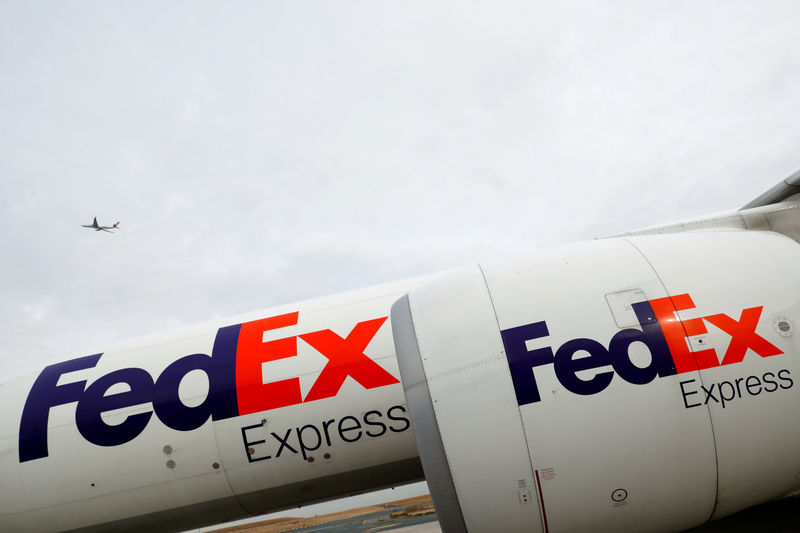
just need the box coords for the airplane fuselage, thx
[1,277,431,532]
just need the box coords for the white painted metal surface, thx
[483,238,717,532]
[393,266,544,533]
[628,231,800,518]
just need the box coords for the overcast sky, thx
[3,0,800,526]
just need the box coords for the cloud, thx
[1,1,799,372]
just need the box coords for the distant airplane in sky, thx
[81,217,120,232]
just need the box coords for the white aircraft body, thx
[81,217,120,232]
[4,173,800,532]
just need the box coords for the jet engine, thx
[391,230,800,533]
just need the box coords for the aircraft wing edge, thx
[741,167,800,209]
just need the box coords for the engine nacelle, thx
[391,230,800,533]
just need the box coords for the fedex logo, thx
[19,312,398,462]
[501,293,784,406]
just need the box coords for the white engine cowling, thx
[391,231,800,533]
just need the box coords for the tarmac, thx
[206,492,800,533]
[205,495,440,533]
